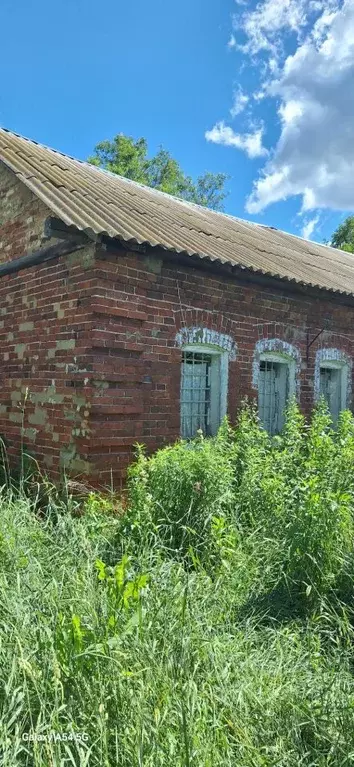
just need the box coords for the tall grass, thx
[1,401,354,765]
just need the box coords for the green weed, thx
[0,403,354,764]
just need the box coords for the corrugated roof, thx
[0,126,353,296]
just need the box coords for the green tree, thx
[88,134,228,211]
[330,216,354,252]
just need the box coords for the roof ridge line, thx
[0,126,353,296]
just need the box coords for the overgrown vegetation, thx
[1,401,354,765]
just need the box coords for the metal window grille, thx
[181,351,214,438]
[259,360,289,435]
[320,367,341,422]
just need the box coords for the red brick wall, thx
[87,246,354,487]
[1,163,354,489]
[0,164,96,479]
[0,249,97,478]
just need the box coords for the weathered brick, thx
[1,162,354,490]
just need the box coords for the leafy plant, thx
[330,215,354,252]
[88,133,229,210]
[126,426,237,563]
[0,403,354,764]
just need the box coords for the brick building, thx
[0,127,354,487]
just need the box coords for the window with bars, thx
[258,355,295,435]
[180,346,227,439]
[319,363,347,423]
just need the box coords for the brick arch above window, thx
[252,338,301,397]
[175,326,237,360]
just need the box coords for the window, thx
[319,362,348,423]
[314,349,351,423]
[180,345,227,438]
[253,339,300,436]
[258,354,296,435]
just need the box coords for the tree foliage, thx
[330,215,354,252]
[88,134,228,211]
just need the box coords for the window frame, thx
[258,350,296,434]
[314,348,352,421]
[180,342,229,439]
[318,359,348,422]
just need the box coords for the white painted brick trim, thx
[175,326,237,360]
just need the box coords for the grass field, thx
[1,401,354,765]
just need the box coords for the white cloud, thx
[205,122,268,159]
[236,0,314,58]
[278,99,304,125]
[211,0,354,224]
[246,0,354,214]
[301,215,319,239]
[230,87,249,116]
[234,0,339,63]
[225,0,354,221]
[228,34,237,49]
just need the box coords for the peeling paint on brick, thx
[22,295,37,310]
[28,408,48,426]
[9,412,23,424]
[56,339,76,351]
[14,344,27,359]
[19,321,34,332]
[53,302,65,319]
[59,444,93,474]
[30,388,65,405]
[65,245,95,269]
[145,255,162,274]
[23,428,38,443]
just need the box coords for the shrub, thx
[1,489,354,765]
[1,404,354,763]
[126,423,237,562]
[125,401,354,606]
[281,403,354,602]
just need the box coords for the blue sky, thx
[1,0,352,244]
